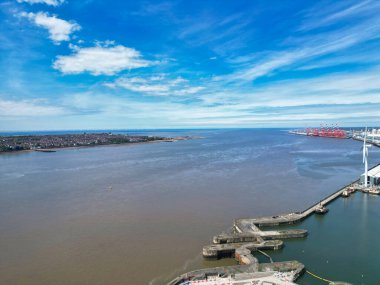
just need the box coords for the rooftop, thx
[367,164,380,178]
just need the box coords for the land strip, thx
[0,133,189,153]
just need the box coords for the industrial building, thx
[360,164,380,186]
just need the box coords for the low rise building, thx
[360,164,380,186]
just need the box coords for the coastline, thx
[0,136,196,155]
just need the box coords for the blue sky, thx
[1,0,380,130]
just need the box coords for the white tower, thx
[363,127,371,187]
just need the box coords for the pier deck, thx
[203,240,283,258]
[213,229,307,244]
[203,180,359,262]
[169,165,380,285]
[235,180,358,230]
[167,261,304,285]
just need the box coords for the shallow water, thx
[0,129,379,285]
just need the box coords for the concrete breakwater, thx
[203,240,284,259]
[212,229,307,244]
[167,165,380,284]
[167,261,305,285]
[201,178,359,266]
[234,179,358,230]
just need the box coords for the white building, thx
[360,164,380,186]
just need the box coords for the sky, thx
[1,0,380,131]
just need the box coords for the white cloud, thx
[57,91,380,129]
[53,44,154,75]
[175,86,205,95]
[109,77,169,93]
[107,75,204,96]
[205,67,380,111]
[22,12,80,43]
[17,0,65,6]
[0,99,65,116]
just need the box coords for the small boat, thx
[346,187,356,194]
[315,203,329,214]
[341,190,350,198]
[368,188,380,195]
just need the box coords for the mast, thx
[363,127,369,187]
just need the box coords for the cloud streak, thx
[299,0,377,31]
[17,0,65,6]
[0,99,66,116]
[106,75,204,96]
[215,1,380,83]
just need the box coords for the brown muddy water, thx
[1,129,379,285]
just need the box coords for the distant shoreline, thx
[0,133,195,154]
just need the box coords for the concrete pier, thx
[201,177,363,275]
[213,229,307,244]
[235,180,358,230]
[168,165,380,285]
[203,240,283,258]
[203,181,357,261]
[167,261,304,285]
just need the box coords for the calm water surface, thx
[1,129,379,285]
[263,192,380,285]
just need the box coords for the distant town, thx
[0,133,174,153]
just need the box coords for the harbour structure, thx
[289,126,380,147]
[168,158,380,285]
[289,125,351,139]
[168,178,362,285]
[360,164,380,187]
[353,128,380,147]
[358,129,380,190]
[167,261,304,285]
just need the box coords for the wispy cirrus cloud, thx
[298,0,378,31]
[204,67,380,111]
[214,1,380,83]
[295,51,380,71]
[107,76,170,94]
[21,12,80,43]
[0,99,66,116]
[17,0,64,6]
[53,42,156,75]
[106,75,204,96]
[177,12,253,56]
[131,1,174,16]
[57,90,380,128]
